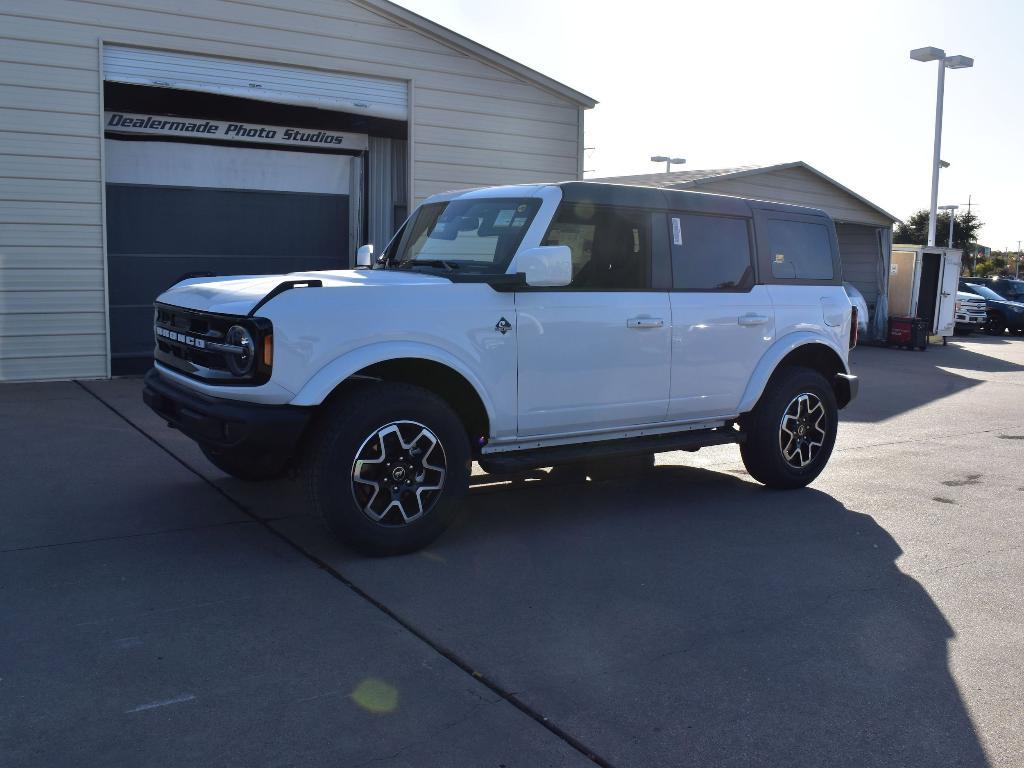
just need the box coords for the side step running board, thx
[480,426,744,474]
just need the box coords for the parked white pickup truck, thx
[144,182,858,554]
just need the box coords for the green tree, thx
[894,209,983,251]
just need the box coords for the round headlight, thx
[225,325,256,376]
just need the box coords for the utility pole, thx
[1017,240,1021,280]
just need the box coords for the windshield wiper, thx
[397,259,459,272]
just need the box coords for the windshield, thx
[990,281,1024,300]
[965,284,1009,301]
[390,197,542,272]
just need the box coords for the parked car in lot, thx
[143,182,858,555]
[954,290,988,334]
[959,281,1024,335]
[961,276,1024,303]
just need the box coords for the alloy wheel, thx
[351,421,447,525]
[779,393,827,469]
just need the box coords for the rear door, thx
[515,203,671,435]
[667,212,774,419]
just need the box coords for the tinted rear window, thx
[671,214,753,291]
[767,219,834,280]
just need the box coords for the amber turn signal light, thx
[262,334,274,367]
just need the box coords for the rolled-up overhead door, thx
[103,45,408,121]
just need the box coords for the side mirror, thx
[512,245,572,288]
[355,244,374,268]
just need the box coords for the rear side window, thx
[671,214,753,291]
[767,219,834,280]
[542,203,650,290]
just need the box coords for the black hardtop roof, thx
[557,181,832,221]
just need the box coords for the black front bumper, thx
[143,368,311,464]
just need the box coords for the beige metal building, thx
[596,163,899,338]
[0,0,595,380]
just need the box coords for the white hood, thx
[157,269,452,315]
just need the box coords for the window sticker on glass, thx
[511,216,528,227]
[775,253,786,264]
[493,209,515,227]
[672,217,683,246]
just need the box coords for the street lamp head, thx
[938,205,959,211]
[670,158,686,165]
[944,55,974,69]
[910,46,945,62]
[650,156,670,163]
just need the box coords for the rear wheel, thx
[304,382,470,556]
[740,367,838,489]
[987,315,1006,335]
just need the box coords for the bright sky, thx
[399,0,1023,250]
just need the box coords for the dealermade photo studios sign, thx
[104,112,369,151]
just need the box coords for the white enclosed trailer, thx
[888,245,963,341]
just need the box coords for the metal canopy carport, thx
[594,162,900,339]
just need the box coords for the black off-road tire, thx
[304,382,470,556]
[201,446,287,482]
[739,366,838,489]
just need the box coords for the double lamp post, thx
[909,46,973,248]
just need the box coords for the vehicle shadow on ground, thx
[438,465,991,767]
[844,339,1024,424]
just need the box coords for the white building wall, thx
[0,0,586,381]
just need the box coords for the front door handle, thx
[737,313,770,327]
[627,317,665,329]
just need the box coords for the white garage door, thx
[104,45,408,121]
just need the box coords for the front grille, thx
[153,303,271,385]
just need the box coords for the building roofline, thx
[354,0,598,108]
[682,162,901,224]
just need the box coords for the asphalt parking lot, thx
[3,337,1023,767]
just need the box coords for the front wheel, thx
[304,382,470,556]
[739,367,839,489]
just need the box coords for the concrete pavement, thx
[2,337,1022,766]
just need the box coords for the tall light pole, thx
[938,204,959,248]
[910,47,974,247]
[651,156,686,173]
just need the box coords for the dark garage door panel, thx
[107,184,349,372]
[836,223,882,306]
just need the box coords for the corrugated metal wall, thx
[835,223,883,306]
[0,0,585,381]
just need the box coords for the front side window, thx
[542,203,650,289]
[391,197,541,272]
[767,219,835,280]
[671,214,753,291]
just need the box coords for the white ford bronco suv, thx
[144,182,858,555]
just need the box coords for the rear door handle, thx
[627,317,665,329]
[737,314,770,327]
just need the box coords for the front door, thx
[516,203,671,436]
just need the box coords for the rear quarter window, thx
[767,219,834,280]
